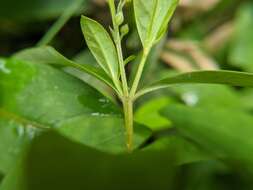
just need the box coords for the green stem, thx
[115,33,129,95]
[130,48,151,97]
[122,97,133,152]
[108,0,129,95]
[37,0,85,46]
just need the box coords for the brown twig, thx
[160,51,195,72]
[204,21,235,53]
[165,39,218,71]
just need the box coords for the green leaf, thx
[0,131,176,190]
[229,3,253,72]
[0,58,118,124]
[134,97,172,131]
[0,58,150,178]
[57,115,151,153]
[133,0,178,48]
[0,0,88,22]
[80,16,119,82]
[13,46,117,92]
[144,136,213,165]
[161,105,253,172]
[136,70,253,98]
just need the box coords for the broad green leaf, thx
[161,105,253,172]
[80,16,119,82]
[0,58,150,179]
[0,131,176,190]
[0,58,118,124]
[136,70,253,98]
[13,46,116,91]
[0,0,88,22]
[133,0,178,48]
[57,115,151,153]
[229,3,253,72]
[134,97,172,131]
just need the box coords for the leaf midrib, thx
[85,20,118,80]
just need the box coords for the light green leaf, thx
[80,16,119,82]
[134,97,172,131]
[136,70,253,98]
[14,46,117,92]
[133,0,178,48]
[161,105,253,172]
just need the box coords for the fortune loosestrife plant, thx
[80,0,179,151]
[14,0,253,152]
[79,0,253,151]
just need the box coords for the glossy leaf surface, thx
[14,46,116,91]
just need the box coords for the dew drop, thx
[182,92,199,106]
[16,125,25,137]
[91,112,110,117]
[54,85,59,90]
[25,125,36,139]
[91,112,100,116]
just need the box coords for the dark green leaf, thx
[137,70,253,98]
[0,131,176,190]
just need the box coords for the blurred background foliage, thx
[1,0,253,189]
